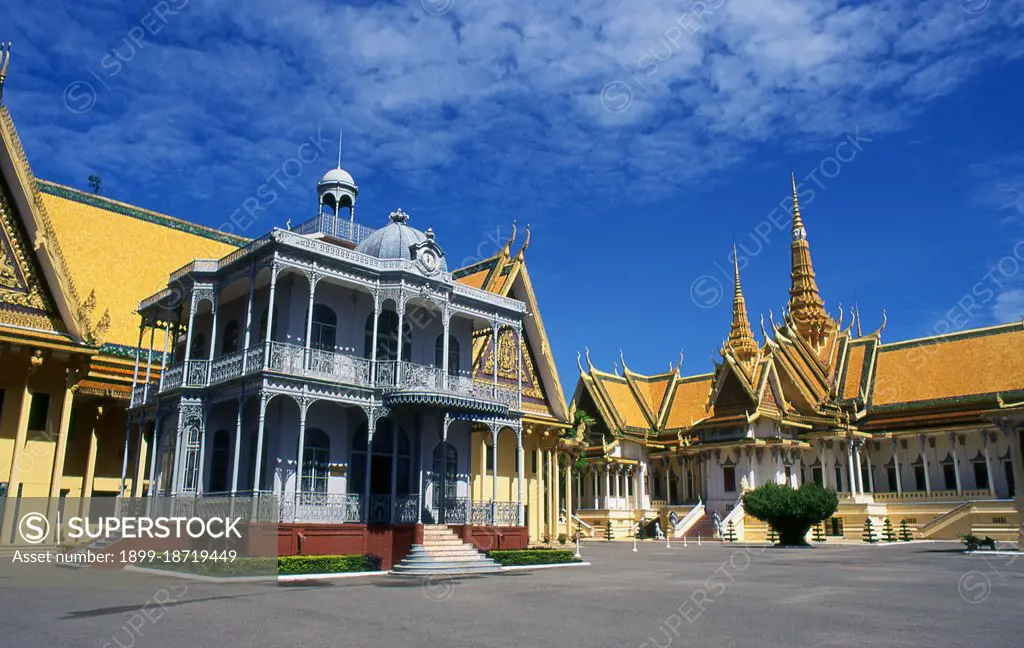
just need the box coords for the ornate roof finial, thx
[619,348,629,374]
[726,243,758,362]
[786,175,834,348]
[674,350,684,374]
[515,223,531,261]
[500,220,517,258]
[584,346,593,371]
[388,208,410,224]
[855,302,863,337]
[0,42,11,104]
[577,350,586,375]
[791,172,805,239]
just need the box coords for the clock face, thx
[420,250,438,272]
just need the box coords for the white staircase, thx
[391,525,503,576]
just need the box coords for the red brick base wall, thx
[277,524,528,567]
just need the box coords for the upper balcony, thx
[131,341,519,416]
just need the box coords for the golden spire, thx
[0,42,11,104]
[515,223,531,261]
[727,244,758,362]
[787,175,833,348]
[499,221,517,258]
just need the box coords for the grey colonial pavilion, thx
[122,160,532,529]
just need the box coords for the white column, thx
[663,462,670,505]
[1009,427,1024,497]
[606,465,613,510]
[262,267,279,369]
[147,416,162,498]
[303,276,317,366]
[295,403,308,498]
[441,310,451,390]
[982,433,996,497]
[891,438,903,495]
[158,308,172,390]
[517,430,525,526]
[919,435,932,494]
[845,440,856,494]
[854,440,865,495]
[863,446,874,493]
[241,264,256,373]
[231,397,243,494]
[183,297,197,363]
[491,429,499,522]
[949,433,963,494]
[396,303,406,383]
[819,443,828,488]
[206,299,219,382]
[370,299,380,386]
[253,396,268,492]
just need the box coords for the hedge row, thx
[487,549,579,566]
[278,554,382,575]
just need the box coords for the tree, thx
[812,522,827,543]
[766,526,778,544]
[862,517,878,543]
[605,520,614,541]
[898,519,913,542]
[882,518,896,543]
[723,521,738,542]
[88,174,102,194]
[742,482,839,547]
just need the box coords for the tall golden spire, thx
[727,243,758,362]
[787,174,833,348]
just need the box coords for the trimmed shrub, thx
[487,549,579,566]
[278,554,382,575]
[898,519,913,542]
[557,533,568,545]
[862,518,878,543]
[812,523,826,543]
[605,520,614,541]
[742,482,839,547]
[882,518,897,543]
[723,521,738,543]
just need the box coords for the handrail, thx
[673,503,706,538]
[563,509,593,532]
[917,501,973,538]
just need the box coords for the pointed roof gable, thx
[456,226,569,426]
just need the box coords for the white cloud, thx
[1,0,1022,221]
[993,288,1024,323]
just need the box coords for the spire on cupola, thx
[787,174,834,348]
[726,243,759,362]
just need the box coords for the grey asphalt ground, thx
[0,540,1021,648]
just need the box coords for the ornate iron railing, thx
[209,350,245,384]
[292,213,377,244]
[185,360,209,387]
[392,495,420,524]
[367,494,392,523]
[494,501,519,526]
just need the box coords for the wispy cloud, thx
[1,0,1022,227]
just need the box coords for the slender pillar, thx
[442,310,450,390]
[818,443,828,488]
[846,440,856,494]
[891,438,903,495]
[183,298,197,363]
[303,276,317,367]
[535,446,544,534]
[1008,427,1024,497]
[517,431,525,526]
[206,298,219,381]
[241,264,256,373]
[491,429,499,522]
[491,322,499,398]
[231,397,243,494]
[863,446,874,493]
[370,299,380,386]
[663,463,670,505]
[982,433,996,497]
[363,418,376,521]
[253,397,269,492]
[919,435,932,494]
[516,324,523,411]
[119,420,134,497]
[80,407,101,517]
[295,403,308,498]
[262,268,279,369]
[131,424,147,497]
[854,440,865,495]
[553,452,561,525]
[148,415,162,498]
[396,305,406,384]
[159,308,172,390]
[49,372,76,500]
[564,458,572,537]
[949,433,963,494]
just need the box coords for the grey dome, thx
[319,167,355,186]
[356,209,448,271]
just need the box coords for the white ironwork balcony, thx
[292,213,377,245]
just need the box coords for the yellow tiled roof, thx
[454,268,489,289]
[872,324,1024,406]
[842,343,867,400]
[39,183,242,347]
[595,374,649,429]
[665,375,714,429]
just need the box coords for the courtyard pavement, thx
[1,540,1021,647]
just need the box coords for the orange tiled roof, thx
[665,374,714,429]
[841,342,868,400]
[592,372,650,429]
[870,323,1024,407]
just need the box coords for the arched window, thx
[258,307,278,343]
[221,320,240,355]
[209,429,231,492]
[309,304,337,351]
[364,311,411,361]
[302,428,331,494]
[434,334,460,376]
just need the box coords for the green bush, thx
[882,518,896,543]
[557,533,567,545]
[278,554,382,575]
[862,518,878,543]
[898,519,913,542]
[605,520,614,541]
[812,523,826,543]
[742,482,839,547]
[723,521,738,543]
[487,549,579,566]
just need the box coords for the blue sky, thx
[2,0,1023,394]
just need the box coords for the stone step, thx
[417,547,487,556]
